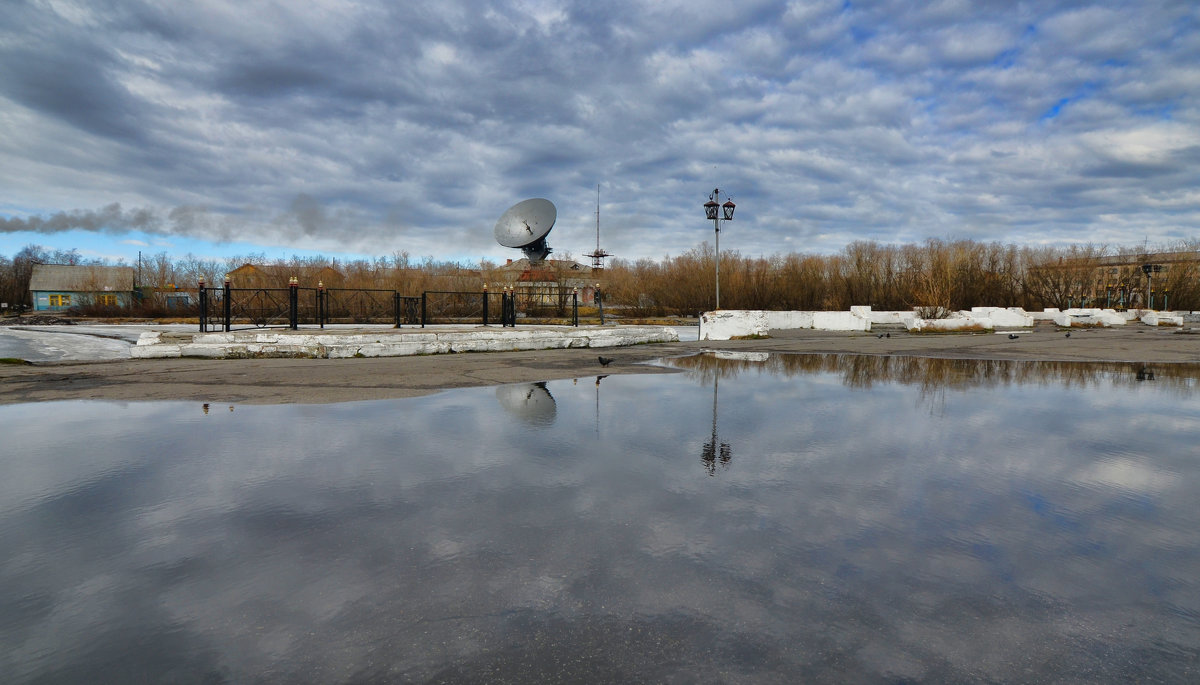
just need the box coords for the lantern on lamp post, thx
[704,188,736,310]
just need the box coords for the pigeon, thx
[1065,331,1071,338]
[1008,333,1019,339]
[877,333,885,339]
[598,356,614,367]
[886,332,890,338]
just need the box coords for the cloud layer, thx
[1,0,1197,261]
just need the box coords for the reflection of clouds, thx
[2,363,1199,681]
[1078,457,1174,493]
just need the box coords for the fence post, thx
[223,274,231,332]
[573,288,578,327]
[318,281,325,328]
[421,292,427,328]
[287,276,298,330]
[596,284,603,325]
[198,278,207,332]
[482,284,489,325]
[393,291,401,328]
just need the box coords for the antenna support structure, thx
[586,184,612,271]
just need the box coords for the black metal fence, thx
[195,282,594,331]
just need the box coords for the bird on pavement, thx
[598,356,614,367]
[1008,333,1019,339]
[1065,331,1071,337]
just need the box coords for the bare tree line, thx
[604,239,1200,315]
[3,238,1199,315]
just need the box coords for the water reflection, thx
[2,356,1199,683]
[495,382,556,426]
[701,373,731,476]
[668,351,1200,393]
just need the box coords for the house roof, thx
[29,264,136,292]
[225,263,344,285]
[494,257,591,274]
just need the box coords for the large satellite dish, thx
[495,198,555,262]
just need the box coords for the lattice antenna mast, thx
[587,184,611,270]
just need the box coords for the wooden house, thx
[29,264,136,311]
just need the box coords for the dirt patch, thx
[0,315,76,326]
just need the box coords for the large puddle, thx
[3,353,1199,683]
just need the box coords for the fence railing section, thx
[196,283,590,331]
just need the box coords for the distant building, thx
[225,263,345,288]
[1028,250,1198,309]
[490,258,599,305]
[29,264,136,311]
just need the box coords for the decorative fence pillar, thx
[222,274,231,332]
[288,276,299,330]
[318,281,326,329]
[198,278,207,332]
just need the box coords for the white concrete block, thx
[764,310,814,330]
[813,311,870,331]
[1142,312,1183,326]
[908,317,992,332]
[970,307,1033,327]
[700,310,767,340]
[130,343,180,358]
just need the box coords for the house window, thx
[49,294,71,307]
[97,294,117,306]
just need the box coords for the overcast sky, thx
[1,0,1197,266]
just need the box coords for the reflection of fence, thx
[195,284,584,331]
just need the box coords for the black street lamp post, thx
[1142,263,1163,310]
[704,188,736,310]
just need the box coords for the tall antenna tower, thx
[587,184,611,270]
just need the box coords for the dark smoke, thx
[0,203,237,241]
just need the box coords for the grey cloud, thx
[1,0,1198,260]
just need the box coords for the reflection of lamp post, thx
[701,373,731,475]
[703,189,736,310]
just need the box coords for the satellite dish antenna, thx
[495,198,556,263]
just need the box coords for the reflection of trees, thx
[666,352,1200,395]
